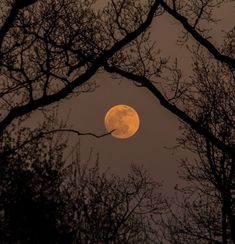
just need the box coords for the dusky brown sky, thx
[28,0,235,192]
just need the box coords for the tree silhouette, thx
[0,123,165,243]
[101,1,235,242]
[0,123,71,243]
[160,191,223,243]
[70,163,165,243]
[159,44,235,243]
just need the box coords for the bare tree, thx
[69,162,165,244]
[160,191,223,243]
[101,2,235,241]
[159,135,234,243]
[158,43,235,243]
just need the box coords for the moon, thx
[104,105,140,139]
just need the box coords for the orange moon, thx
[104,105,140,139]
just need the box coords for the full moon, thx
[104,105,140,139]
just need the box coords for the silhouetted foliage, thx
[0,123,165,244]
[0,124,72,243]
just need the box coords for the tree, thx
[0,122,71,243]
[159,42,235,243]
[160,191,223,243]
[0,122,165,244]
[100,1,235,242]
[159,131,234,243]
[70,162,165,243]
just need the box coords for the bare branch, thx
[104,64,235,159]
[160,1,235,69]
[0,0,38,48]
[2,128,115,157]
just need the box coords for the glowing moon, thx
[104,105,140,139]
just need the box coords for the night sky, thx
[43,1,233,192]
[25,0,235,193]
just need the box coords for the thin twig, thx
[2,128,115,157]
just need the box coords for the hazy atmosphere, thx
[0,0,235,243]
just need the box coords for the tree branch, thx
[0,0,161,133]
[160,1,235,69]
[104,64,235,158]
[0,0,38,49]
[3,128,115,157]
